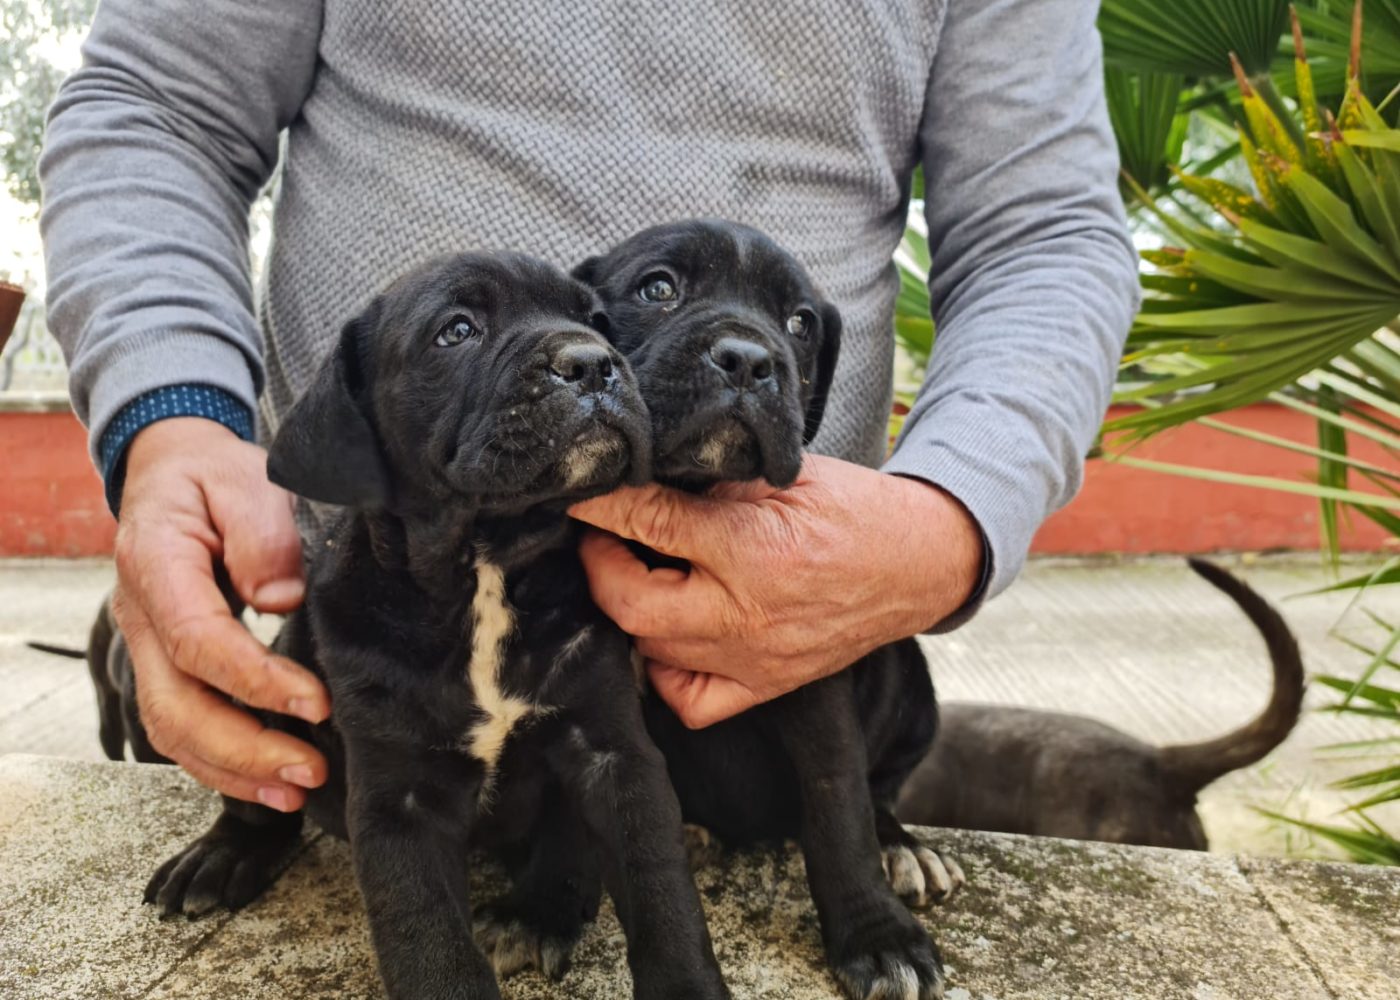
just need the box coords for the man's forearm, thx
[40,0,325,470]
[886,0,1140,599]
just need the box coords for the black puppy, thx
[126,253,730,1000]
[576,220,957,1000]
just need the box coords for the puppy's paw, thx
[832,934,945,1000]
[881,844,965,909]
[144,820,299,918]
[473,898,581,981]
[683,823,725,871]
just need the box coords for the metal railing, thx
[0,294,68,396]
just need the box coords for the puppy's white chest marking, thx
[462,558,532,770]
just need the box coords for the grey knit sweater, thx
[40,0,1139,597]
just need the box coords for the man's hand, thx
[570,454,982,728]
[111,418,330,811]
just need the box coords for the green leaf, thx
[1335,145,1400,261]
[1098,454,1400,509]
[1341,130,1400,153]
[1236,217,1399,292]
[1334,764,1400,790]
[1315,676,1400,709]
[1107,67,1188,193]
[1259,809,1400,865]
[1100,0,1291,77]
[1184,249,1393,302]
[1285,167,1400,283]
[1316,385,1346,564]
[1298,558,1400,594]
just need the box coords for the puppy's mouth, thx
[555,423,633,492]
[662,418,761,482]
[449,380,651,508]
[653,402,801,489]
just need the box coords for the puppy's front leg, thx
[346,742,499,1000]
[768,673,946,1000]
[552,694,729,1000]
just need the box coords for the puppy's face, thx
[268,252,651,514]
[575,220,840,489]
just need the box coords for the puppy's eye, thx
[786,310,815,339]
[435,318,480,348]
[638,273,677,303]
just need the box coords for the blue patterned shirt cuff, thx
[98,384,255,516]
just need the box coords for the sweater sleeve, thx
[39,0,325,465]
[882,0,1140,599]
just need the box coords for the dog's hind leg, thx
[77,596,127,761]
[474,783,602,981]
[107,629,171,765]
[548,705,730,1000]
[145,798,304,918]
[769,673,946,1000]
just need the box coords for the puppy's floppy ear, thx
[570,255,603,287]
[586,290,613,340]
[803,302,842,444]
[267,314,392,508]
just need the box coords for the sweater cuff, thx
[882,406,1063,602]
[98,384,254,515]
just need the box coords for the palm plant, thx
[894,2,1400,862]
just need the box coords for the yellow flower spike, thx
[1232,52,1301,165]
[1238,128,1278,212]
[1348,0,1363,83]
[1289,6,1338,186]
[1171,168,1274,226]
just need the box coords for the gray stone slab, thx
[1237,855,1399,1000]
[4,754,1395,1000]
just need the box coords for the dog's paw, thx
[473,898,580,981]
[683,823,725,871]
[881,844,964,909]
[144,827,297,918]
[832,934,945,1000]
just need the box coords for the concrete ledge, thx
[1,754,1395,1000]
[0,391,72,414]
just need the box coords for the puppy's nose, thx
[549,341,615,393]
[707,337,774,389]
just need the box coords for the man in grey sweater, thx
[41,0,1139,811]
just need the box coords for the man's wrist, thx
[890,473,990,633]
[99,384,254,516]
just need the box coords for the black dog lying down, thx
[101,253,731,1000]
[576,220,959,1000]
[896,558,1304,850]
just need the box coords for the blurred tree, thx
[0,0,96,208]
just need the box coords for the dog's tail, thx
[1156,558,1305,794]
[25,640,87,659]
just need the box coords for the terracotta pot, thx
[0,282,24,354]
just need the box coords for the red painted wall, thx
[0,405,1393,558]
[1,411,116,557]
[1032,404,1394,554]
